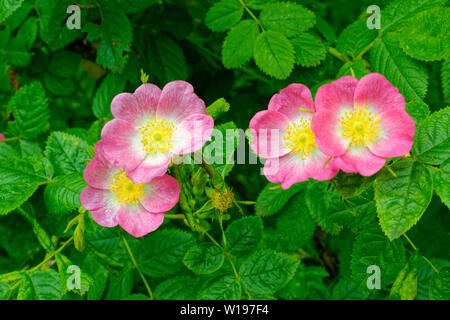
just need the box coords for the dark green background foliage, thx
[0,0,449,300]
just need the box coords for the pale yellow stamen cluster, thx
[138,116,176,154]
[283,118,315,159]
[108,170,144,204]
[341,103,381,147]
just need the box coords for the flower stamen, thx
[138,116,176,154]
[341,104,381,147]
[283,118,316,159]
[108,170,144,204]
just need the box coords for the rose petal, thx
[117,204,164,238]
[139,175,180,213]
[171,114,214,155]
[335,145,386,176]
[126,153,172,184]
[157,81,206,123]
[268,83,314,120]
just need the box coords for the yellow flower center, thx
[283,118,316,159]
[341,104,381,147]
[108,170,144,204]
[138,116,176,154]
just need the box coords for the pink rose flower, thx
[311,73,415,176]
[81,142,180,238]
[249,84,338,189]
[101,81,214,184]
[0,133,4,143]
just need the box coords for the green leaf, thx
[38,0,83,51]
[49,50,82,78]
[0,0,24,23]
[333,171,375,200]
[0,157,47,215]
[430,266,450,300]
[275,193,316,251]
[92,72,127,119]
[370,33,428,101]
[139,33,188,83]
[390,262,418,300]
[336,20,378,58]
[381,0,447,33]
[260,2,315,37]
[8,81,49,139]
[205,0,243,32]
[278,264,329,300]
[105,268,133,300]
[44,173,87,214]
[443,59,450,103]
[412,107,450,165]
[253,30,294,80]
[222,19,259,69]
[43,74,76,96]
[183,243,224,274]
[55,254,92,296]
[255,182,304,217]
[154,276,199,300]
[434,159,450,209]
[291,33,326,67]
[137,229,195,278]
[224,216,263,256]
[239,250,299,294]
[398,7,450,61]
[0,281,10,300]
[203,121,239,177]
[375,160,433,240]
[351,223,406,287]
[198,275,241,300]
[96,6,132,73]
[405,101,430,126]
[18,270,62,300]
[45,132,90,175]
[330,278,369,300]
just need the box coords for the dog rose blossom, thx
[81,142,180,237]
[101,81,214,183]
[249,84,338,189]
[311,73,415,176]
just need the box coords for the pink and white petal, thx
[111,84,161,128]
[90,204,120,228]
[368,109,415,158]
[101,119,146,172]
[336,146,386,176]
[249,110,291,159]
[268,83,314,120]
[117,204,164,238]
[139,175,180,213]
[311,109,351,157]
[263,148,337,189]
[171,114,214,155]
[314,76,358,113]
[80,186,115,211]
[354,73,405,114]
[126,153,172,184]
[83,152,118,189]
[156,81,206,123]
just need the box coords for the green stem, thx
[328,47,351,62]
[29,237,74,272]
[119,231,153,300]
[238,0,264,31]
[385,165,398,178]
[1,136,21,142]
[356,33,381,59]
[196,223,252,300]
[164,213,186,219]
[403,234,439,273]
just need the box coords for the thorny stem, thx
[403,234,439,273]
[119,231,154,300]
[238,0,264,31]
[195,223,253,299]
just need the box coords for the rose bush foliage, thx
[0,0,449,300]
